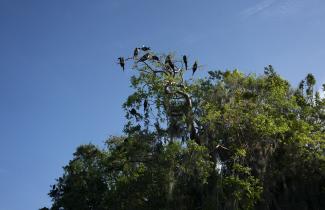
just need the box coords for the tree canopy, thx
[43,48,325,210]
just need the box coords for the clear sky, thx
[0,0,324,209]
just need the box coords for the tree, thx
[45,48,325,210]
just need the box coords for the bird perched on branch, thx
[141,46,151,51]
[183,55,188,70]
[144,99,148,112]
[133,48,139,59]
[192,61,198,75]
[165,55,175,70]
[118,57,125,71]
[137,53,151,63]
[151,55,159,62]
[129,108,141,120]
[165,55,171,64]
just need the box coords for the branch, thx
[142,61,169,75]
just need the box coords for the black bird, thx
[183,55,188,70]
[151,55,159,61]
[141,46,151,51]
[137,53,150,63]
[118,57,125,70]
[192,61,198,75]
[130,108,137,115]
[133,48,139,58]
[190,127,197,141]
[165,55,175,70]
[144,99,148,111]
[165,55,171,64]
[130,108,141,118]
[52,185,56,190]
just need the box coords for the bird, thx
[144,99,148,111]
[190,127,197,142]
[137,53,150,63]
[141,46,151,51]
[133,48,139,58]
[129,108,141,119]
[183,55,188,70]
[52,185,56,190]
[130,108,138,115]
[192,61,198,75]
[151,55,159,61]
[118,57,125,70]
[165,55,175,70]
[165,55,171,64]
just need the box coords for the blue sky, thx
[0,0,324,209]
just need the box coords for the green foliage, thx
[45,51,325,210]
